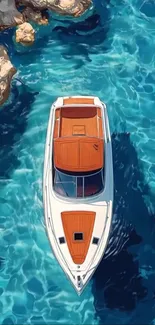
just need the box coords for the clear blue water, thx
[0,0,155,324]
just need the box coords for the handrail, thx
[101,102,110,143]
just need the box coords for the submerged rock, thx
[16,22,35,45]
[16,0,92,17]
[0,0,24,30]
[22,7,49,25]
[56,0,92,17]
[0,46,17,106]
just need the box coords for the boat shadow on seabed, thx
[92,132,155,322]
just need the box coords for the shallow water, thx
[0,0,155,324]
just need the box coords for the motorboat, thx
[43,96,113,295]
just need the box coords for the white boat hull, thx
[43,96,113,294]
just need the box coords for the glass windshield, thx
[54,169,76,197]
[84,171,103,197]
[53,168,104,198]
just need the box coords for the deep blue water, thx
[0,0,155,324]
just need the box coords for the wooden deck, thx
[54,136,104,172]
[63,97,94,105]
[61,211,96,264]
[53,106,103,139]
[53,105,104,171]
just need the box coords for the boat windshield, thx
[53,168,104,198]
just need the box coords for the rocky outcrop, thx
[0,0,91,31]
[22,7,48,24]
[57,0,92,17]
[0,0,24,30]
[0,46,17,106]
[16,22,35,45]
[16,0,92,17]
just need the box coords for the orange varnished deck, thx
[53,108,60,138]
[54,137,104,172]
[53,106,103,139]
[60,107,98,138]
[53,104,104,171]
[63,97,94,105]
[61,211,96,264]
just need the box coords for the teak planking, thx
[61,211,96,264]
[54,137,104,171]
[63,98,94,105]
[53,105,104,171]
[60,107,98,138]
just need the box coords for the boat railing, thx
[101,102,111,143]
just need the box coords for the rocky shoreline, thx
[0,0,91,105]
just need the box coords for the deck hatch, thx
[92,237,99,245]
[59,237,65,244]
[74,232,83,241]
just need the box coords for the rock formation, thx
[16,22,35,45]
[0,0,92,29]
[0,0,92,104]
[0,46,17,106]
[0,0,24,30]
[16,0,92,17]
[22,7,49,25]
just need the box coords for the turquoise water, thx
[0,0,155,323]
